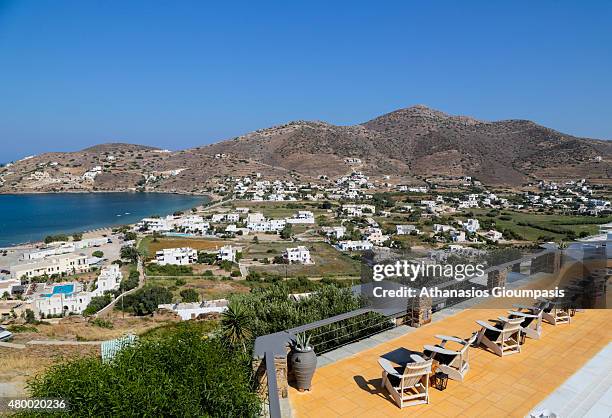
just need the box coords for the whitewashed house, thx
[322,226,346,239]
[33,282,91,317]
[464,219,480,234]
[283,246,313,264]
[11,253,90,279]
[342,204,376,217]
[246,212,266,224]
[158,300,229,320]
[286,211,315,224]
[484,230,503,242]
[156,247,197,265]
[93,265,122,296]
[247,219,286,232]
[217,245,237,262]
[134,217,172,233]
[396,225,420,235]
[176,216,209,234]
[337,240,374,251]
[0,279,21,297]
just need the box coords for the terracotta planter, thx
[290,347,317,391]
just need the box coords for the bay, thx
[0,193,208,247]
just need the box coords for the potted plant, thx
[290,333,317,391]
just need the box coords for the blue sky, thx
[1,0,611,162]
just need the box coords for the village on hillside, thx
[0,169,611,398]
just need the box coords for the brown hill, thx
[1,105,610,193]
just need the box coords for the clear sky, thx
[1,0,611,162]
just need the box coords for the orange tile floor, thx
[289,309,612,417]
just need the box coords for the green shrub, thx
[179,288,200,303]
[90,318,113,329]
[120,268,140,292]
[227,283,388,352]
[146,264,193,276]
[83,294,113,316]
[27,325,260,417]
[118,286,173,316]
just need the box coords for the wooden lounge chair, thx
[515,299,571,326]
[507,308,543,340]
[378,355,433,408]
[476,316,523,357]
[423,333,477,382]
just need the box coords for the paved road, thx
[95,259,145,318]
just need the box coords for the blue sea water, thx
[0,193,208,247]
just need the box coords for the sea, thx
[0,193,209,247]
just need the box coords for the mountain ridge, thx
[2,105,611,193]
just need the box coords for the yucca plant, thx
[294,332,312,351]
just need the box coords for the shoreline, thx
[0,189,208,197]
[0,192,218,250]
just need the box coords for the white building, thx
[396,225,420,235]
[337,240,374,251]
[22,242,76,260]
[0,279,21,297]
[247,219,286,232]
[158,299,228,321]
[11,253,90,279]
[451,230,466,242]
[464,219,480,234]
[217,245,237,262]
[484,230,503,242]
[134,217,172,233]
[342,204,376,217]
[33,282,91,317]
[285,211,315,224]
[93,265,123,296]
[283,246,313,264]
[155,247,197,265]
[365,228,389,246]
[176,215,209,234]
[74,237,111,249]
[322,226,346,239]
[246,212,266,224]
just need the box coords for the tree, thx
[123,231,137,241]
[280,224,292,239]
[92,250,104,258]
[221,303,252,352]
[120,269,140,292]
[83,294,113,316]
[120,246,139,263]
[44,234,69,244]
[198,252,217,264]
[180,288,200,303]
[24,308,36,324]
[72,232,83,241]
[119,286,172,316]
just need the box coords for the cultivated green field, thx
[468,209,612,241]
[245,241,361,278]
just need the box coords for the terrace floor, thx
[289,308,612,417]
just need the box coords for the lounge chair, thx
[378,355,433,408]
[475,316,523,357]
[507,308,543,340]
[423,333,477,382]
[515,299,571,326]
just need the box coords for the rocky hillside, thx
[1,106,610,193]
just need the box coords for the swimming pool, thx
[52,284,74,295]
